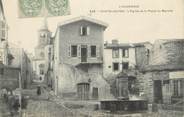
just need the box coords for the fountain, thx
[100,73,148,112]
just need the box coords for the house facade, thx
[103,40,152,98]
[0,0,8,65]
[103,40,136,78]
[0,0,33,90]
[139,39,184,104]
[54,16,113,100]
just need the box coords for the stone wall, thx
[137,70,173,104]
[9,48,33,89]
[150,39,184,65]
[0,67,19,90]
[55,63,114,100]
[135,46,149,69]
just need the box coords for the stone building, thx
[0,64,20,90]
[103,40,136,78]
[7,46,33,89]
[139,39,184,104]
[0,0,8,65]
[0,0,30,90]
[53,16,113,100]
[32,18,53,84]
[103,40,152,97]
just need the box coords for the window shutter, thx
[80,26,83,35]
[68,44,71,57]
[87,26,90,35]
[78,45,81,57]
[126,49,129,57]
[96,45,100,58]
[88,45,91,57]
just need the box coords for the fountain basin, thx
[100,99,148,112]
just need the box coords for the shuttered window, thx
[80,26,90,36]
[91,46,96,57]
[78,45,81,57]
[68,44,71,57]
[96,45,100,57]
[112,48,119,58]
[122,49,129,58]
[71,45,77,57]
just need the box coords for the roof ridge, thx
[58,16,108,28]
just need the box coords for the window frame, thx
[112,48,119,58]
[90,45,96,57]
[71,45,78,57]
[80,26,90,36]
[113,62,119,71]
[122,62,129,70]
[122,48,129,58]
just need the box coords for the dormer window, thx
[80,26,90,36]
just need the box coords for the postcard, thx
[0,0,184,117]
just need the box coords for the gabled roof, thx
[58,16,108,28]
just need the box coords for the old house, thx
[0,0,8,65]
[0,0,25,90]
[103,40,152,97]
[7,46,33,89]
[103,40,136,98]
[53,16,113,100]
[0,64,20,90]
[103,40,136,78]
[140,39,184,104]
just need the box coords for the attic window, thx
[80,26,90,36]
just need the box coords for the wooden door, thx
[81,45,87,62]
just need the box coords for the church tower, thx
[33,17,52,82]
[38,18,51,47]
[35,17,51,59]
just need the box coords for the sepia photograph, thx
[0,0,184,116]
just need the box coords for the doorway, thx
[154,80,163,103]
[81,45,87,62]
[92,87,99,99]
[77,83,90,100]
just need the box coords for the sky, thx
[2,0,184,52]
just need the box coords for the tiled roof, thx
[104,42,152,49]
[104,43,134,49]
[141,64,184,72]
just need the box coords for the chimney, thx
[112,40,119,44]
